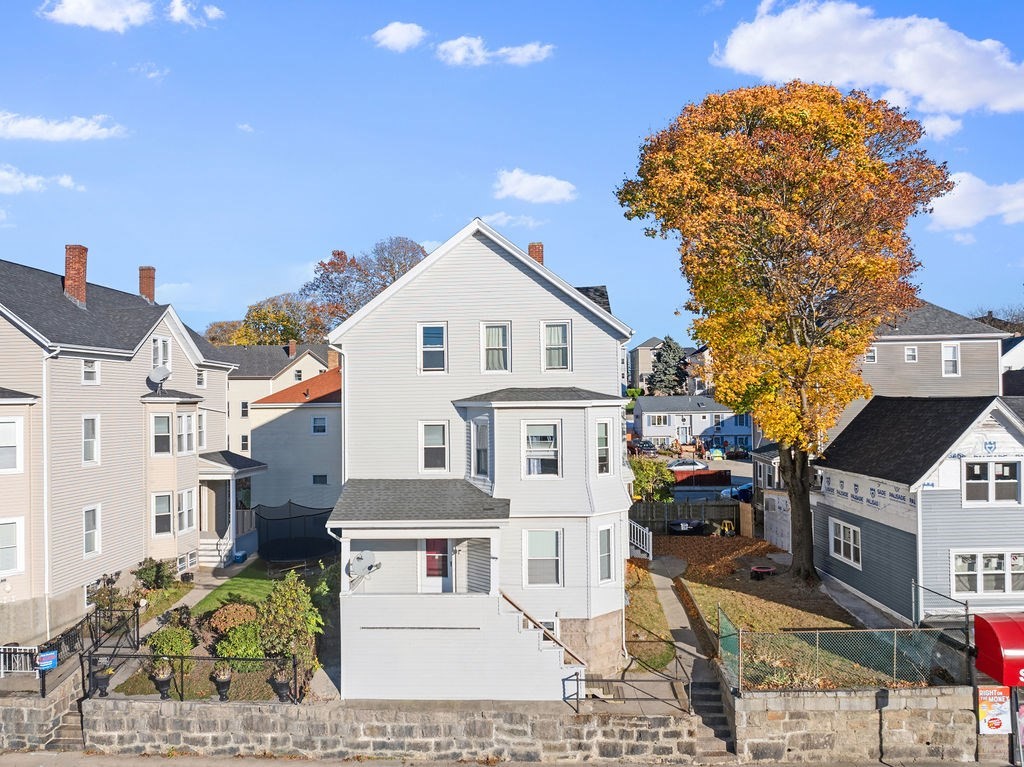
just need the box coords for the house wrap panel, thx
[867,339,1001,397]
[813,501,916,620]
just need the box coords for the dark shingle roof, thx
[1003,336,1024,354]
[0,259,169,350]
[199,451,267,472]
[1004,370,1024,396]
[0,386,37,400]
[573,285,611,314]
[877,301,1006,338]
[636,395,731,414]
[630,336,664,351]
[815,396,996,485]
[751,442,779,457]
[328,479,510,525]
[140,389,202,402]
[455,387,622,404]
[215,344,329,378]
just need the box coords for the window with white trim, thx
[421,422,448,471]
[713,413,723,427]
[197,413,206,450]
[542,322,570,370]
[196,370,206,388]
[0,517,24,575]
[525,422,560,477]
[176,414,194,454]
[904,346,918,363]
[82,416,99,464]
[525,530,561,586]
[240,401,249,418]
[473,419,489,479]
[82,359,99,385]
[597,421,611,474]
[965,461,1020,503]
[0,417,24,473]
[241,434,249,452]
[153,414,171,455]
[152,336,171,370]
[83,505,99,555]
[942,343,960,376]
[419,323,447,373]
[649,414,669,427]
[177,554,188,573]
[829,518,861,568]
[598,526,614,582]
[294,369,303,382]
[953,552,1024,596]
[188,550,198,568]
[153,493,172,536]
[311,416,327,435]
[176,489,195,532]
[483,322,510,372]
[864,346,877,363]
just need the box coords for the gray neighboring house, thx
[633,395,752,449]
[813,395,1024,624]
[0,246,263,645]
[628,336,662,390]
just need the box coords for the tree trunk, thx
[778,445,819,584]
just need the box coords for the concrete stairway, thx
[45,707,84,751]
[689,678,736,763]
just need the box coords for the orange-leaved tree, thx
[616,81,952,581]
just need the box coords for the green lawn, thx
[191,560,274,615]
[140,581,194,622]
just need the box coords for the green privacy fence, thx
[716,606,969,692]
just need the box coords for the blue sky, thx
[3,1,1024,347]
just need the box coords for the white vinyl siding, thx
[421,422,448,472]
[0,517,24,575]
[153,493,172,536]
[525,529,561,586]
[82,359,100,384]
[482,322,511,372]
[419,323,447,373]
[82,415,99,464]
[542,321,570,370]
[0,417,23,473]
[83,505,99,555]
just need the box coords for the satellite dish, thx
[148,365,171,391]
[349,550,377,578]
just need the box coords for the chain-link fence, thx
[716,607,969,692]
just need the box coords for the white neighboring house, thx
[633,395,752,449]
[326,219,635,701]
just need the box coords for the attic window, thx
[294,370,303,382]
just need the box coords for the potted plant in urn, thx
[211,660,232,702]
[91,663,116,697]
[268,662,291,703]
[149,657,173,700]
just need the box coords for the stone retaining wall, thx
[82,699,710,762]
[0,666,82,750]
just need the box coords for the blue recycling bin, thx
[233,550,247,564]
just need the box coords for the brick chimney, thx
[287,339,297,358]
[327,348,340,369]
[528,242,544,265]
[64,244,88,305]
[139,266,156,303]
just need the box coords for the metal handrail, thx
[499,591,586,667]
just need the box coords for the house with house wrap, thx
[325,219,636,700]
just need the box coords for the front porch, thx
[198,450,266,568]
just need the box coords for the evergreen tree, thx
[646,336,689,394]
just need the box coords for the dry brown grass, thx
[624,559,676,670]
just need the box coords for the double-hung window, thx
[953,552,1024,596]
[240,401,249,418]
[153,415,171,454]
[543,322,570,370]
[153,494,172,535]
[241,434,249,452]
[864,346,877,364]
[82,359,99,384]
[473,419,489,478]
[650,414,668,427]
[483,322,510,372]
[525,422,560,477]
[419,323,447,373]
[421,422,448,471]
[0,518,24,575]
[0,417,23,473]
[152,336,171,370]
[176,414,194,454]
[829,519,861,568]
[83,506,99,555]
[904,346,918,363]
[598,526,614,582]
[942,343,960,376]
[176,489,195,532]
[596,421,611,474]
[965,461,1020,503]
[197,413,206,450]
[525,530,561,586]
[312,416,327,435]
[82,416,99,464]
[196,370,206,388]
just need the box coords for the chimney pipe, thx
[288,339,297,358]
[327,348,340,369]
[64,244,88,306]
[528,242,544,265]
[139,266,156,303]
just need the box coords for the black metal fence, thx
[255,501,338,563]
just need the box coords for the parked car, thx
[629,439,657,457]
[666,457,708,471]
[667,518,709,536]
[721,482,754,502]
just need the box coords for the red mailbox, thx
[975,613,1024,686]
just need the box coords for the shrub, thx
[215,621,264,672]
[132,557,175,590]
[257,571,323,673]
[209,602,258,635]
[165,604,193,631]
[146,625,195,673]
[310,560,340,617]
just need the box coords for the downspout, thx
[915,485,924,626]
[41,346,61,638]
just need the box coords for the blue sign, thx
[36,650,58,670]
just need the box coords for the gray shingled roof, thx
[140,389,202,402]
[455,387,622,404]
[0,386,37,400]
[877,301,1006,338]
[573,286,611,314]
[200,450,267,472]
[636,395,731,414]
[1003,336,1024,354]
[630,336,664,351]
[328,479,510,525]
[215,344,329,378]
[815,396,996,485]
[751,442,779,458]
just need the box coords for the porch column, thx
[339,537,351,594]
[487,532,500,596]
[228,479,237,557]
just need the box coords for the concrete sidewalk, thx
[137,558,256,638]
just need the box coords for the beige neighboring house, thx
[0,246,264,645]
[250,365,342,508]
[627,336,662,390]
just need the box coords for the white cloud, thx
[0,165,86,194]
[167,0,219,26]
[493,169,576,204]
[39,0,154,33]
[952,232,976,245]
[482,211,544,229]
[130,62,170,81]
[237,123,254,133]
[436,36,554,66]
[419,240,442,254]
[713,0,1024,133]
[56,174,86,191]
[372,21,427,53]
[920,114,963,141]
[0,111,126,141]
[203,4,223,20]
[929,172,1024,230]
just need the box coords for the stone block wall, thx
[0,666,82,750]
